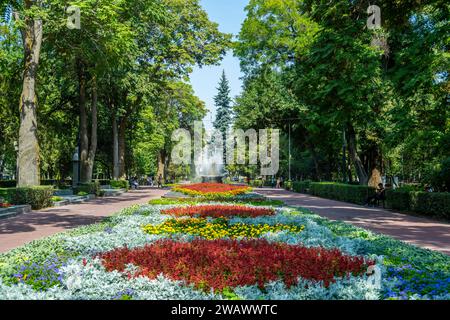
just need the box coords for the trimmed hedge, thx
[285,180,293,191]
[0,180,73,188]
[74,182,101,196]
[308,182,375,205]
[386,189,450,219]
[0,180,17,188]
[110,179,129,190]
[249,180,263,188]
[12,187,54,210]
[0,188,16,203]
[96,179,111,186]
[292,180,311,193]
[385,189,411,211]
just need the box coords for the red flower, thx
[173,183,251,197]
[162,205,275,218]
[99,239,373,292]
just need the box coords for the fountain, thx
[196,142,224,183]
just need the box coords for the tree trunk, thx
[78,59,90,183]
[17,5,43,187]
[78,63,97,183]
[164,152,171,181]
[118,119,127,179]
[346,124,368,185]
[85,76,98,181]
[112,113,120,180]
[306,143,321,181]
[157,150,166,180]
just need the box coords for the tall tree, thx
[213,70,233,163]
[9,0,44,186]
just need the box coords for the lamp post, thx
[342,127,347,183]
[288,121,292,182]
[72,147,80,188]
[14,141,18,181]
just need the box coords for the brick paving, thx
[258,188,450,256]
[0,187,168,253]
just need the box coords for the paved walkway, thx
[0,187,168,253]
[258,188,450,255]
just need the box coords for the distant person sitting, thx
[147,176,153,187]
[365,183,386,207]
[132,176,139,190]
[157,174,163,188]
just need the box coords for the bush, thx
[284,180,293,191]
[432,157,450,192]
[1,180,73,188]
[12,187,54,210]
[387,189,450,219]
[73,181,101,196]
[110,180,129,190]
[95,179,111,186]
[51,196,64,202]
[292,180,311,194]
[308,182,375,205]
[385,188,412,211]
[0,188,16,203]
[249,180,263,188]
[0,180,17,188]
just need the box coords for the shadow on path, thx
[0,187,169,253]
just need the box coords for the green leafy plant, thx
[12,187,54,210]
[109,180,129,190]
[51,196,64,202]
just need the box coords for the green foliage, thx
[0,188,16,203]
[234,0,448,186]
[1,0,230,184]
[51,196,63,202]
[284,180,293,191]
[430,157,450,192]
[292,181,312,194]
[249,180,263,188]
[110,180,129,190]
[385,189,412,211]
[73,182,101,196]
[308,183,375,205]
[0,181,16,188]
[213,71,233,135]
[386,189,450,219]
[12,187,54,210]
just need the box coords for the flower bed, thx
[173,183,251,198]
[0,202,448,300]
[161,205,275,218]
[142,218,304,240]
[99,239,372,291]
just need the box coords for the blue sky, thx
[189,0,248,129]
